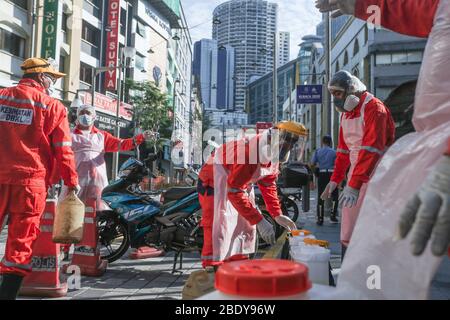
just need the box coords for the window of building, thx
[10,0,28,10]
[136,20,146,38]
[392,52,408,64]
[352,65,360,78]
[135,53,145,71]
[407,51,423,63]
[59,55,66,73]
[343,51,349,66]
[353,39,360,56]
[0,28,26,58]
[120,9,127,36]
[83,0,101,19]
[81,21,97,44]
[335,61,340,73]
[79,62,93,85]
[376,53,391,65]
[364,25,369,44]
[62,13,69,32]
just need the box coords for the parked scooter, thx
[98,150,203,272]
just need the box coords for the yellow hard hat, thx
[275,121,308,137]
[21,57,66,79]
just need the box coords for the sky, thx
[181,0,322,60]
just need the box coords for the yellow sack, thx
[52,191,85,244]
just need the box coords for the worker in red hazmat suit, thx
[198,121,308,268]
[315,0,450,299]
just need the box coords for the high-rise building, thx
[212,0,278,111]
[193,39,218,110]
[278,31,290,66]
[193,39,235,112]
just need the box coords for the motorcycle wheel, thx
[97,212,130,263]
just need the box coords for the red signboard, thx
[105,0,120,91]
[81,92,133,121]
[256,122,273,130]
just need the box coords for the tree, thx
[125,79,172,152]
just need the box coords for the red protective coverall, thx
[198,134,282,267]
[354,0,449,256]
[0,79,78,276]
[331,93,396,189]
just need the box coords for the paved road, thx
[0,193,448,300]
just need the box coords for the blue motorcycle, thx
[97,154,203,266]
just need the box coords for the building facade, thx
[212,0,278,111]
[301,16,427,161]
[193,39,235,117]
[247,57,300,124]
[278,31,290,66]
[0,0,193,180]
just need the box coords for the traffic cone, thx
[63,199,107,277]
[20,199,68,298]
[129,246,165,259]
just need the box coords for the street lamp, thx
[112,46,136,181]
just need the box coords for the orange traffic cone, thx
[20,200,68,298]
[63,199,107,277]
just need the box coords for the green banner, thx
[41,0,59,59]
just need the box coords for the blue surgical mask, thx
[334,98,346,113]
[78,114,94,127]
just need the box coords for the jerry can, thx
[52,191,85,244]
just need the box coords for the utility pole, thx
[289,82,292,121]
[112,47,123,181]
[170,79,180,184]
[273,32,278,124]
[324,12,332,135]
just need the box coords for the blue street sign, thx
[297,85,323,104]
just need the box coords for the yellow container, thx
[52,191,85,244]
[291,229,312,236]
[303,238,329,248]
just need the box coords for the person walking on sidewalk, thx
[321,71,395,259]
[311,135,339,226]
[0,58,79,300]
[197,121,307,268]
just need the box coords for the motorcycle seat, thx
[163,186,197,202]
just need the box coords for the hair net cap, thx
[328,70,367,94]
[77,104,96,117]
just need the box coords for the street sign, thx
[105,0,120,91]
[256,122,273,130]
[41,0,59,59]
[297,85,323,104]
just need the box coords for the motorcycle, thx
[97,154,204,270]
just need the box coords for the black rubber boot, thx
[316,204,324,226]
[0,274,24,300]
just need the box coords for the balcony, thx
[81,40,100,59]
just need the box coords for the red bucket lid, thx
[215,259,312,297]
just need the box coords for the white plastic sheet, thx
[335,0,450,299]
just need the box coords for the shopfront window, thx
[0,28,26,58]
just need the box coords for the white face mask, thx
[78,114,94,127]
[343,95,360,111]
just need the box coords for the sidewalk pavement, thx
[0,193,449,300]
